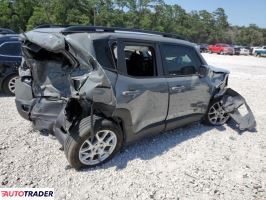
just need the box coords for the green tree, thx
[0,0,35,32]
[0,0,265,46]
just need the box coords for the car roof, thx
[217,43,229,46]
[0,28,16,35]
[32,27,195,48]
[0,34,20,43]
[90,32,194,46]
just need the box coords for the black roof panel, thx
[0,28,16,35]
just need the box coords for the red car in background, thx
[208,44,234,55]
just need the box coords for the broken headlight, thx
[212,72,226,85]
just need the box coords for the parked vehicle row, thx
[208,44,235,55]
[200,43,266,57]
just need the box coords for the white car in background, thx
[240,47,250,55]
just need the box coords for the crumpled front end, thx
[221,88,256,131]
[15,31,116,137]
[207,65,256,131]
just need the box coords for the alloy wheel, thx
[79,130,117,165]
[8,76,19,94]
[208,101,229,125]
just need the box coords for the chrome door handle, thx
[171,86,185,92]
[122,90,141,96]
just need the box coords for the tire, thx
[2,74,19,96]
[203,98,230,126]
[64,116,123,170]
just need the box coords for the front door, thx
[160,44,211,129]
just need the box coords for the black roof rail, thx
[60,25,185,40]
[34,24,74,29]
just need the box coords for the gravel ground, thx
[0,54,266,200]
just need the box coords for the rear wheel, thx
[204,99,230,126]
[64,117,123,169]
[2,74,19,96]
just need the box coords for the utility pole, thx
[138,0,142,12]
[94,6,96,26]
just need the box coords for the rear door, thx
[115,40,168,134]
[160,44,211,129]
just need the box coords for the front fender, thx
[221,88,256,131]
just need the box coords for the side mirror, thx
[198,65,208,78]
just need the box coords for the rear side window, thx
[161,44,202,76]
[124,44,157,77]
[94,39,115,69]
[0,42,21,56]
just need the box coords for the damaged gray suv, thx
[15,26,256,169]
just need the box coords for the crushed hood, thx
[208,65,230,74]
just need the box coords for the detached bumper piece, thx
[222,88,256,131]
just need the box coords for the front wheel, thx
[204,99,230,126]
[64,117,123,169]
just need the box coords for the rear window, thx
[123,44,157,77]
[0,42,21,56]
[94,39,115,70]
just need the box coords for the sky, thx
[165,0,266,28]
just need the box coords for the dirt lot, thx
[0,54,266,200]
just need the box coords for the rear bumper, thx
[15,79,34,120]
[16,97,65,133]
[15,79,66,133]
[16,95,67,145]
[54,126,67,146]
[30,99,65,133]
[53,110,68,145]
[15,98,34,120]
